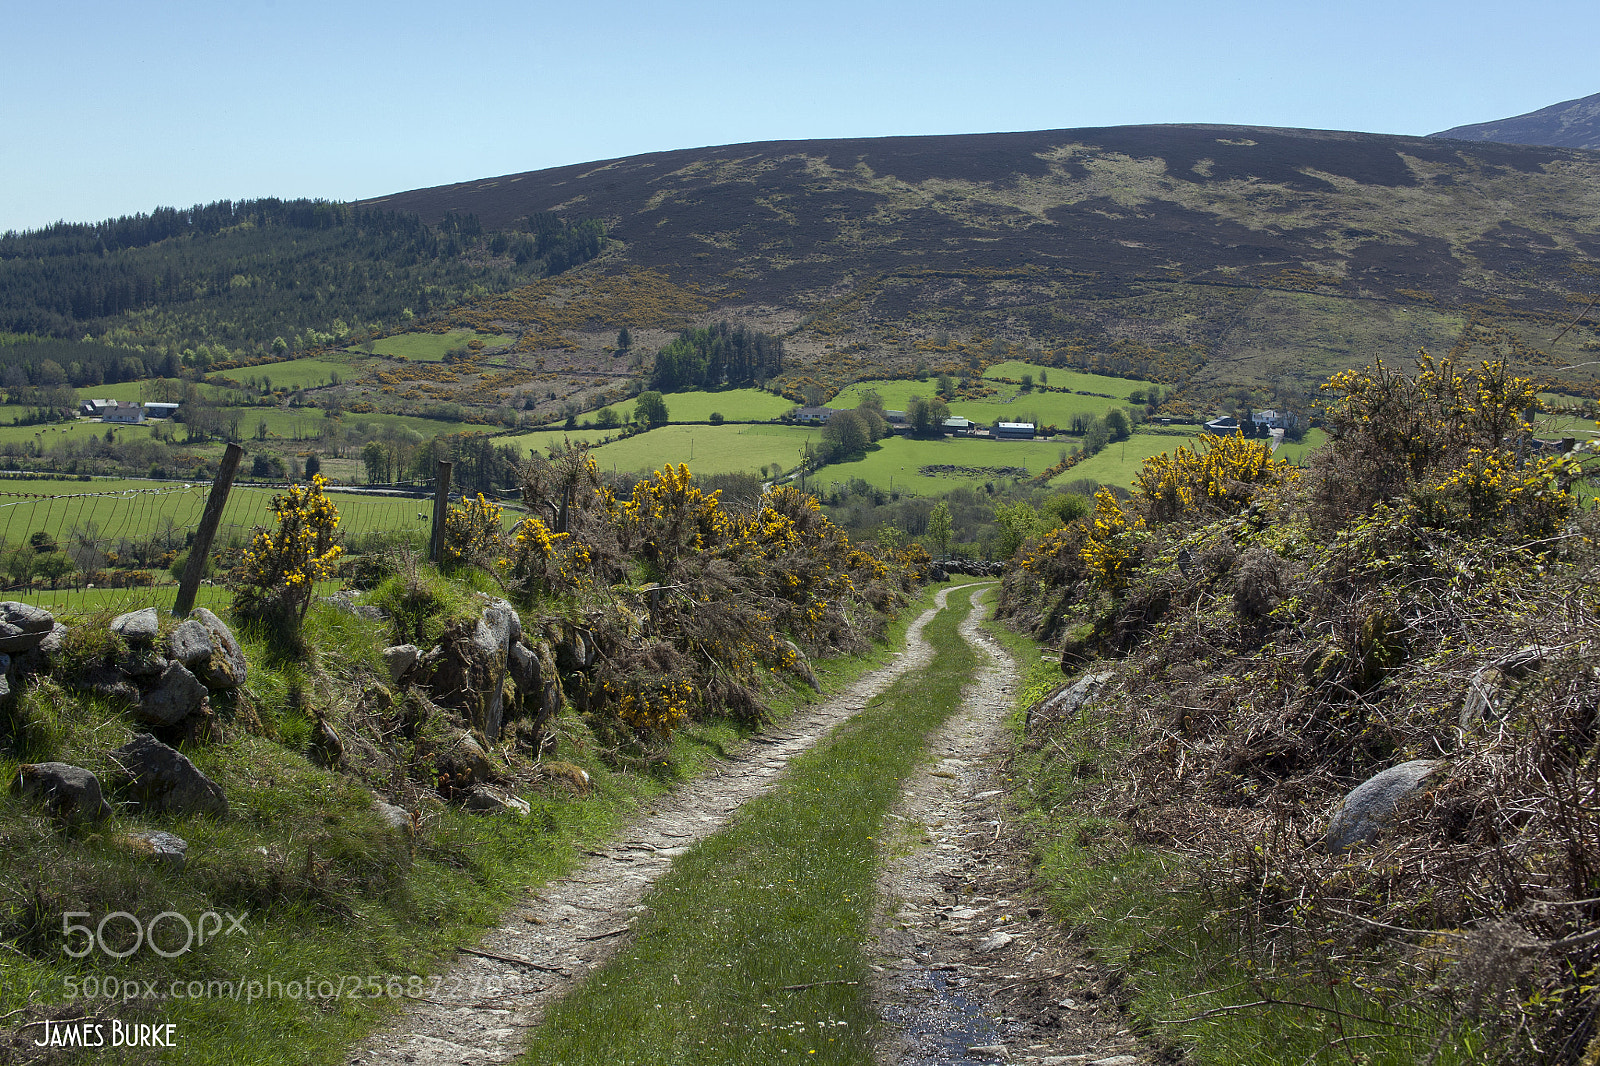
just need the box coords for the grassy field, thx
[817,434,1059,496]
[1537,413,1600,442]
[1045,431,1188,488]
[831,378,1127,430]
[580,424,824,478]
[590,387,795,424]
[369,330,516,361]
[1269,427,1329,464]
[981,361,1144,397]
[0,417,172,449]
[225,356,365,390]
[0,478,440,556]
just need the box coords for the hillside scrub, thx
[996,348,1600,1062]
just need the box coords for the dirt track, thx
[348,584,1152,1066]
[868,585,1151,1065]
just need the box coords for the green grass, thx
[368,331,515,361]
[1048,431,1199,488]
[604,388,794,424]
[980,362,1143,397]
[816,434,1058,495]
[1271,427,1329,464]
[0,478,441,563]
[831,379,1123,430]
[564,425,824,479]
[518,582,981,1066]
[226,356,365,390]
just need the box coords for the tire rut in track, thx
[348,585,972,1066]
[869,585,1156,1066]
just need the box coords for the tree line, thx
[0,198,606,359]
[650,321,784,391]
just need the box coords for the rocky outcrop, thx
[383,644,420,685]
[179,609,248,690]
[11,762,113,824]
[108,734,229,818]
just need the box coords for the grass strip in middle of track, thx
[519,586,984,1066]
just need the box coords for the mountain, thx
[366,124,1600,407]
[1433,91,1600,151]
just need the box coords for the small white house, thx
[795,406,836,423]
[104,402,146,425]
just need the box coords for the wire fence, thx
[0,477,461,617]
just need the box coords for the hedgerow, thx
[997,347,1600,1062]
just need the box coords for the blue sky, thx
[3,0,1597,233]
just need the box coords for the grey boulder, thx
[1323,759,1447,853]
[461,785,530,817]
[372,798,413,833]
[184,609,248,689]
[1027,671,1113,731]
[0,602,57,653]
[382,644,421,684]
[110,607,160,646]
[138,662,208,726]
[108,734,228,818]
[120,830,188,870]
[11,762,113,824]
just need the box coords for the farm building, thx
[104,402,146,425]
[80,398,115,417]
[942,416,975,435]
[1202,416,1241,436]
[143,402,181,419]
[994,422,1036,439]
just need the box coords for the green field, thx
[1271,427,1330,464]
[227,356,364,390]
[1537,414,1600,442]
[591,387,795,424]
[577,424,823,478]
[369,330,516,361]
[1049,431,1202,488]
[815,434,1060,496]
[0,478,442,559]
[981,361,1145,397]
[0,417,165,449]
[831,378,1125,430]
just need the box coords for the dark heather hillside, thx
[1434,90,1600,151]
[363,124,1600,406]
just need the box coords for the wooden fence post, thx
[173,442,244,618]
[428,460,453,563]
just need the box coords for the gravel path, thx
[868,585,1154,1066]
[348,586,969,1066]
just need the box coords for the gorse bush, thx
[997,348,1600,1062]
[416,445,924,753]
[235,474,344,624]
